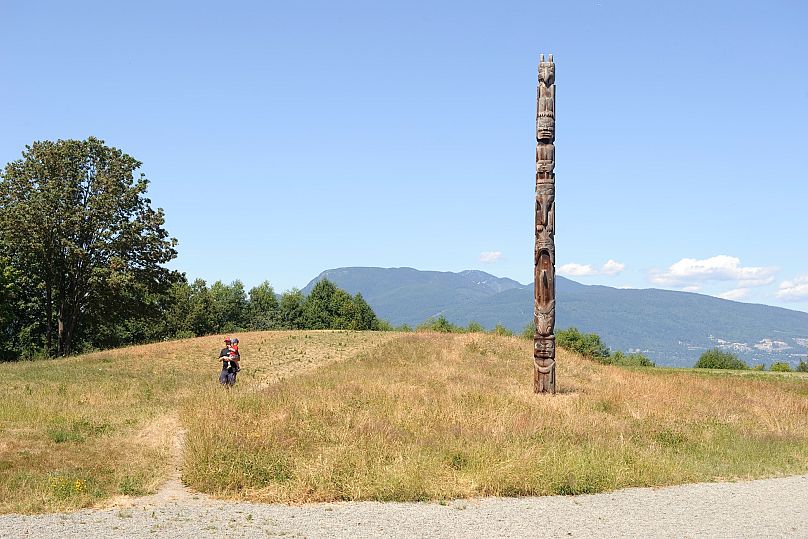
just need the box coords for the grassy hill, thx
[1,331,807,513]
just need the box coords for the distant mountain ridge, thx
[303,267,808,368]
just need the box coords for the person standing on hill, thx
[218,337,237,386]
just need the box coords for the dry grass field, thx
[1,330,806,513]
[183,333,808,502]
[0,330,395,513]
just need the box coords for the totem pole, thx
[534,53,556,394]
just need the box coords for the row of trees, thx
[2,270,381,359]
[157,278,381,340]
[84,276,384,353]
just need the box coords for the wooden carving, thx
[534,53,556,394]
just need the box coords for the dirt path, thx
[95,332,403,513]
[2,474,806,538]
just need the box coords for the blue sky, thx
[2,1,807,312]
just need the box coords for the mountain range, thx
[302,267,808,368]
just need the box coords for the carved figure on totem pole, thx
[534,53,556,394]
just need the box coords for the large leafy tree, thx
[349,292,379,330]
[303,279,342,329]
[0,137,177,356]
[303,279,380,330]
[209,280,248,332]
[279,289,306,329]
[247,281,280,330]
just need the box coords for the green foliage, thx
[353,293,381,330]
[770,362,792,372]
[694,349,748,370]
[466,321,485,333]
[376,319,394,331]
[0,137,177,356]
[609,350,655,367]
[752,364,766,371]
[279,289,306,330]
[797,360,808,373]
[209,280,248,331]
[0,258,22,359]
[118,476,146,496]
[554,327,651,367]
[302,279,379,330]
[556,327,610,360]
[303,280,342,330]
[184,279,217,336]
[521,323,535,340]
[492,324,513,337]
[416,315,461,333]
[247,281,280,330]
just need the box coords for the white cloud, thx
[601,259,625,275]
[479,251,503,263]
[718,287,750,301]
[558,263,597,276]
[649,255,777,289]
[558,259,625,277]
[682,286,701,293]
[776,275,808,301]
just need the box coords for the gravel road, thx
[2,474,806,538]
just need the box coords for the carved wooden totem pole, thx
[534,53,556,394]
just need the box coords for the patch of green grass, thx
[118,475,146,496]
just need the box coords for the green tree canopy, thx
[247,281,280,330]
[279,289,306,329]
[0,137,177,356]
[348,293,379,330]
[209,280,248,332]
[303,279,343,329]
[694,349,748,370]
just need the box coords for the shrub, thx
[491,324,513,337]
[694,349,748,370]
[770,362,792,372]
[376,319,393,331]
[416,315,462,333]
[752,364,766,371]
[556,327,610,360]
[466,321,485,333]
[521,323,535,340]
[797,360,808,373]
[611,350,655,367]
